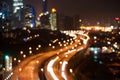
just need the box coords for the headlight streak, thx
[47,56,59,80]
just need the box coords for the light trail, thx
[47,56,59,80]
[61,61,68,80]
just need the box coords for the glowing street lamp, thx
[52,8,56,13]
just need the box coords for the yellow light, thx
[39,13,44,17]
[52,8,56,13]
[36,47,39,50]
[19,68,22,72]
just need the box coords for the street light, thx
[5,55,9,60]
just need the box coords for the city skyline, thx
[26,0,120,19]
[1,0,120,80]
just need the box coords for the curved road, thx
[10,33,89,80]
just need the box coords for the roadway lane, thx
[44,33,89,80]
[10,36,84,80]
[10,32,89,80]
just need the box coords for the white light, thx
[49,43,52,46]
[61,61,68,71]
[61,72,67,80]
[18,60,21,63]
[0,12,2,16]
[69,69,73,73]
[110,26,114,29]
[60,61,62,64]
[19,68,22,72]
[23,55,26,58]
[94,50,98,54]
[38,45,41,48]
[29,47,32,50]
[30,24,34,28]
[36,60,39,64]
[20,51,23,54]
[47,57,59,80]
[14,58,16,61]
[107,41,111,45]
[94,36,97,39]
[52,46,55,49]
[41,68,44,72]
[29,51,32,54]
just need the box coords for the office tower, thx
[12,0,24,28]
[13,0,23,14]
[42,0,47,13]
[13,0,23,21]
[49,8,57,30]
[0,0,12,30]
[24,5,35,28]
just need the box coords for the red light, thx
[115,17,119,21]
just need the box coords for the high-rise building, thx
[49,8,57,30]
[13,0,24,21]
[24,5,35,28]
[13,0,23,14]
[42,0,47,13]
[0,0,12,30]
[12,0,24,28]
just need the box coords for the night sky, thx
[25,0,120,20]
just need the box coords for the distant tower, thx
[12,0,24,28]
[49,8,57,30]
[24,5,35,28]
[13,0,23,14]
[13,0,23,21]
[5,56,12,71]
[0,1,12,30]
[42,0,47,13]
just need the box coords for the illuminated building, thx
[13,0,23,14]
[42,0,47,13]
[49,8,57,30]
[24,5,35,28]
[0,1,12,30]
[5,55,12,71]
[39,12,50,29]
[40,0,49,29]
[11,0,24,28]
[13,0,24,21]
[2,55,12,79]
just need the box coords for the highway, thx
[44,40,87,80]
[10,31,89,80]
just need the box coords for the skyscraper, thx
[49,8,57,30]
[24,5,35,28]
[42,0,47,13]
[12,0,24,28]
[0,0,12,30]
[13,0,23,14]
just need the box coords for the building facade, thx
[24,5,35,28]
[42,0,47,13]
[49,8,57,30]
